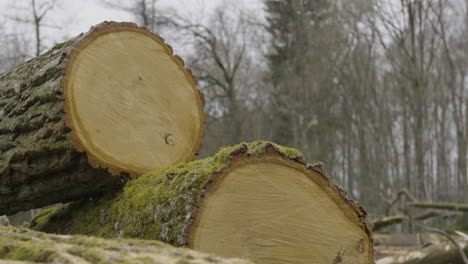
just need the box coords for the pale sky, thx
[0,0,264,56]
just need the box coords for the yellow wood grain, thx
[192,162,371,264]
[66,30,203,175]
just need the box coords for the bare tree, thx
[0,23,29,72]
[101,0,173,32]
[262,0,467,215]
[31,0,56,56]
[171,5,264,154]
[7,0,57,56]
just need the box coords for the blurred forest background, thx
[1,0,467,223]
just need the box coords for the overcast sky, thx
[0,0,263,56]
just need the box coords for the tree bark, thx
[0,21,206,216]
[29,141,374,264]
[0,226,252,264]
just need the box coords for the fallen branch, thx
[455,230,468,240]
[394,189,418,203]
[424,227,468,264]
[372,210,458,232]
[376,238,468,264]
[408,202,468,212]
[372,215,408,232]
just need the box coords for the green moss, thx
[245,140,302,158]
[0,236,58,262]
[66,246,105,263]
[30,141,305,246]
[176,260,192,264]
[27,207,60,230]
[0,226,253,264]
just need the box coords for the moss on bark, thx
[30,141,372,253]
[0,226,252,264]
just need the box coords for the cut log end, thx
[29,141,373,264]
[189,154,373,264]
[63,22,205,176]
[0,21,205,215]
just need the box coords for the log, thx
[0,21,206,215]
[29,141,374,264]
[0,226,252,264]
[376,239,468,264]
[408,202,468,212]
[372,216,408,232]
[389,189,468,212]
[371,210,459,232]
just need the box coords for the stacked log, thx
[376,239,468,264]
[29,141,375,264]
[1,21,375,264]
[0,22,206,215]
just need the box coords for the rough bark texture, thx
[28,141,373,255]
[0,25,123,216]
[0,21,204,215]
[0,226,252,264]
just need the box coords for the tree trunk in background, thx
[0,21,206,215]
[29,141,374,264]
[457,134,467,200]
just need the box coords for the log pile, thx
[1,21,375,264]
[371,189,468,263]
[375,237,468,264]
[371,189,466,232]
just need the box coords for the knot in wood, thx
[165,134,176,146]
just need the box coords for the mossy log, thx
[408,202,468,212]
[372,216,408,232]
[372,210,457,232]
[0,226,252,264]
[389,189,468,212]
[30,141,374,264]
[376,239,468,264]
[0,21,206,215]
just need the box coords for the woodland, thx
[0,0,468,263]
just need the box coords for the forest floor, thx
[374,233,468,263]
